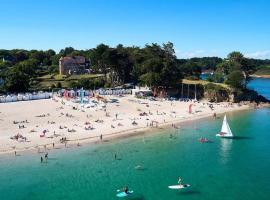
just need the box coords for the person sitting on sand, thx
[132,121,137,125]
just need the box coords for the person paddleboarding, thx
[116,186,134,198]
[178,177,182,185]
[168,177,190,190]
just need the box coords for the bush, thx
[104,82,111,88]
[68,81,79,89]
[68,78,105,90]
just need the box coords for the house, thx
[59,56,90,75]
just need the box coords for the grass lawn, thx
[182,79,230,89]
[34,73,104,90]
[66,74,104,80]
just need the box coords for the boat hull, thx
[216,134,233,138]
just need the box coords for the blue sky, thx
[1,0,270,59]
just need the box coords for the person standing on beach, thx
[14,151,16,156]
[52,143,55,149]
[100,134,103,141]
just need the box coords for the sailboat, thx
[216,115,234,138]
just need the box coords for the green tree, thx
[59,47,75,56]
[227,51,244,63]
[226,70,245,89]
[138,43,181,87]
[4,67,30,92]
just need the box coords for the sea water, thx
[248,78,270,100]
[0,108,270,200]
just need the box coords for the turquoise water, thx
[1,108,270,200]
[248,78,270,100]
[200,73,212,80]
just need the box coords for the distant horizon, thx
[1,0,270,59]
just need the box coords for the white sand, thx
[0,95,251,154]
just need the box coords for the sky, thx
[0,0,270,59]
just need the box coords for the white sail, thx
[217,115,233,137]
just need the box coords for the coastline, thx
[0,98,261,156]
[250,74,270,78]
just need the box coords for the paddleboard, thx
[116,191,133,197]
[168,184,190,189]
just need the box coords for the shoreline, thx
[250,74,270,78]
[0,101,259,156]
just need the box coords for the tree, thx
[59,47,75,56]
[4,67,30,92]
[138,43,181,87]
[226,70,245,89]
[14,50,28,62]
[227,51,244,63]
[17,59,39,76]
[216,61,230,75]
[91,44,110,78]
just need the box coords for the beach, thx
[0,95,253,154]
[250,74,270,78]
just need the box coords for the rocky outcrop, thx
[203,83,230,102]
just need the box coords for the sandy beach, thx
[0,95,253,155]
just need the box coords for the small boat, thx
[216,115,233,138]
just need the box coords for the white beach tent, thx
[38,92,45,99]
[23,94,30,101]
[28,93,33,100]
[17,94,23,101]
[5,95,12,102]
[11,95,17,102]
[0,96,6,103]
[44,92,50,99]
[31,93,37,100]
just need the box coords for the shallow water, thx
[1,108,270,200]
